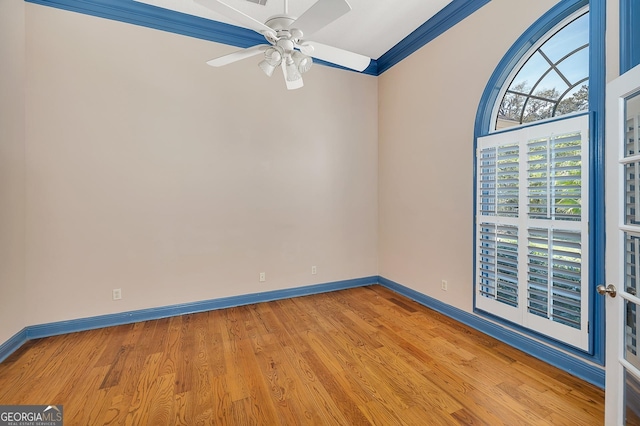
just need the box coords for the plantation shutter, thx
[475,114,589,350]
[476,139,521,324]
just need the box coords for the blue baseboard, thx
[1,274,606,390]
[377,276,605,389]
[25,276,378,340]
[0,328,28,364]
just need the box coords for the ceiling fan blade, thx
[301,41,370,72]
[281,62,304,90]
[206,45,269,67]
[290,0,351,37]
[195,0,275,36]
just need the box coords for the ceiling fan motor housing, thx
[265,15,296,31]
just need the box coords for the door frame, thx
[604,63,640,425]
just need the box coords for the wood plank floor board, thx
[79,380,123,425]
[63,365,113,425]
[253,342,323,425]
[157,315,183,378]
[278,344,352,425]
[205,317,227,379]
[190,313,216,418]
[0,285,604,425]
[449,406,489,426]
[93,324,133,367]
[371,345,465,414]
[300,348,372,425]
[300,329,375,407]
[19,334,77,383]
[124,352,164,424]
[464,387,548,426]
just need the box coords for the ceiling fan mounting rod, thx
[283,0,288,15]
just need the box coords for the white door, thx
[605,63,640,425]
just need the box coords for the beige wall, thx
[607,0,620,81]
[0,0,624,343]
[23,4,378,325]
[0,0,27,344]
[378,0,563,311]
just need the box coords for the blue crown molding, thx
[376,0,491,74]
[26,0,263,47]
[620,0,640,73]
[378,276,605,388]
[25,0,378,75]
[25,0,492,76]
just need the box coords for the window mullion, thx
[635,114,640,155]
[548,135,553,220]
[547,228,554,321]
[519,135,528,319]
[635,162,640,221]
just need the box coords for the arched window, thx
[474,5,592,352]
[494,11,589,130]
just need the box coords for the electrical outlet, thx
[311,266,317,275]
[112,288,122,300]
[441,280,448,291]
[259,272,266,282]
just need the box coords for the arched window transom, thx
[495,12,589,130]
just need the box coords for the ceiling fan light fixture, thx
[292,51,313,74]
[258,60,277,77]
[264,46,284,66]
[284,56,302,81]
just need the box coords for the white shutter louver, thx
[527,132,582,221]
[478,147,496,216]
[527,228,582,329]
[478,223,519,307]
[478,144,519,217]
[497,145,519,217]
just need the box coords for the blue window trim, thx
[25,0,492,77]
[473,0,606,366]
[620,0,640,73]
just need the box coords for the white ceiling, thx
[134,0,454,59]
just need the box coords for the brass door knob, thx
[596,284,617,298]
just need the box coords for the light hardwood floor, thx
[0,285,604,425]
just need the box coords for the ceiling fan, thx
[195,0,371,90]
